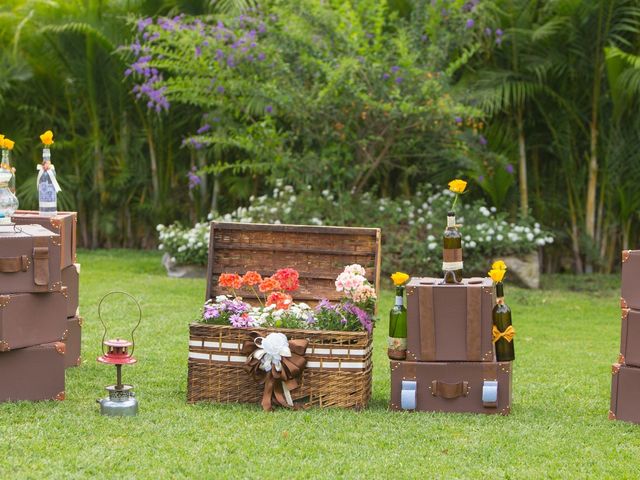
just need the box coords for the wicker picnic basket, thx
[187,222,381,409]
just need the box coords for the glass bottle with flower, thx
[442,179,467,284]
[489,260,515,361]
[388,272,409,360]
[38,130,61,217]
[0,135,18,224]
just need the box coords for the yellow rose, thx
[448,179,467,194]
[2,138,15,150]
[488,269,506,283]
[492,260,507,271]
[40,130,54,146]
[390,272,410,286]
[0,134,4,144]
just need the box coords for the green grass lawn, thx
[1,250,638,479]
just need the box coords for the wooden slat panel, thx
[207,222,381,302]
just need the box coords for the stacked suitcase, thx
[610,250,640,423]
[390,277,512,415]
[0,211,81,403]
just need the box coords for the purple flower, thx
[441,8,449,16]
[137,18,153,32]
[479,135,488,146]
[203,304,219,319]
[395,77,403,84]
[230,313,250,328]
[382,73,390,80]
[505,163,515,174]
[478,175,485,182]
[485,27,492,36]
[421,34,428,42]
[316,298,334,311]
[496,28,503,37]
[342,303,373,333]
[391,65,400,73]
[265,105,273,114]
[257,52,266,61]
[496,37,503,46]
[217,85,225,94]
[195,45,201,57]
[197,124,211,134]
[466,18,475,29]
[454,116,462,124]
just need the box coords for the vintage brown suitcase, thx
[610,363,640,424]
[11,210,77,269]
[62,316,82,368]
[61,263,80,318]
[406,277,495,362]
[619,308,640,368]
[390,360,512,415]
[621,250,640,310]
[0,290,67,351]
[0,342,66,402]
[0,224,62,293]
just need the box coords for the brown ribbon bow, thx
[242,333,308,412]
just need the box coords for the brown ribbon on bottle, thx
[242,333,308,412]
[443,248,463,262]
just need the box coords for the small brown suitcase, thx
[12,210,77,269]
[619,308,640,367]
[0,224,62,293]
[61,263,80,318]
[390,360,512,415]
[0,342,66,402]
[621,250,640,310]
[0,290,67,351]
[62,316,82,368]
[406,277,495,362]
[610,363,640,424]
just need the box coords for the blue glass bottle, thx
[38,148,59,216]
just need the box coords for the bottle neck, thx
[446,215,456,228]
[42,148,51,162]
[496,282,505,304]
[394,286,404,306]
[1,150,8,162]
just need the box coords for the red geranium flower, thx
[242,271,263,286]
[258,277,281,293]
[273,268,300,291]
[266,292,293,310]
[218,273,243,290]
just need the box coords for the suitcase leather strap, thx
[466,285,482,360]
[431,380,469,399]
[33,237,50,286]
[0,255,30,273]
[419,287,436,360]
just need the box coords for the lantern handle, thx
[98,291,142,357]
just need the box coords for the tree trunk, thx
[146,124,160,205]
[516,109,528,217]
[567,187,584,274]
[211,174,220,213]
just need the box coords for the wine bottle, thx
[492,282,515,361]
[38,147,59,217]
[387,285,407,360]
[442,211,463,283]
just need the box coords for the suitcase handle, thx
[431,380,469,399]
[0,255,30,273]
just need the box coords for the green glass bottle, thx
[493,282,515,361]
[442,211,463,283]
[387,285,407,360]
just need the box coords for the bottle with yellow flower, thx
[0,134,18,224]
[489,260,515,361]
[37,130,61,217]
[442,179,467,284]
[388,272,409,360]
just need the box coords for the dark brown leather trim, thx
[431,380,469,399]
[33,246,50,286]
[418,287,435,360]
[0,255,30,273]
[466,286,482,360]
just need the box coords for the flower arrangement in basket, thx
[201,264,376,333]
[189,264,377,411]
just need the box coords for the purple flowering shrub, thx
[313,299,375,334]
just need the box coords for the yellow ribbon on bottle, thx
[492,325,515,343]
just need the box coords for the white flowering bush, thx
[159,181,554,275]
[156,222,209,266]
